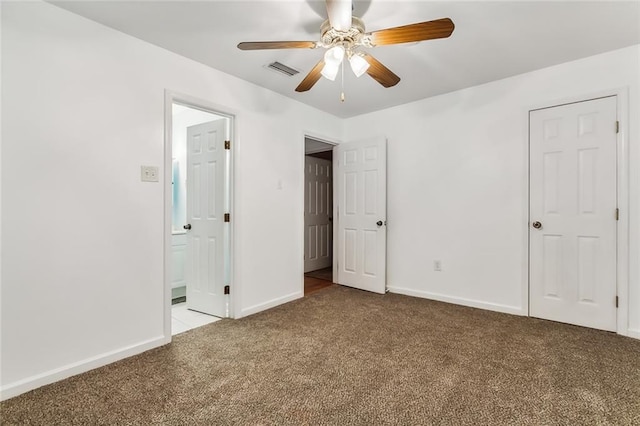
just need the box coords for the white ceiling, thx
[51,1,640,118]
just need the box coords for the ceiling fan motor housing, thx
[320,17,369,50]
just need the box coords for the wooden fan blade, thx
[326,0,352,31]
[237,41,317,50]
[363,53,400,88]
[368,18,454,46]
[295,60,326,92]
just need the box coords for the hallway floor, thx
[304,267,334,296]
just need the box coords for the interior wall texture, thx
[0,1,342,398]
[344,44,640,337]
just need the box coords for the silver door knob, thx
[532,221,542,229]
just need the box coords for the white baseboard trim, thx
[627,328,640,340]
[0,335,168,402]
[387,286,526,316]
[239,291,303,318]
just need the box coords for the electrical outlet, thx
[434,260,442,272]
[141,166,159,182]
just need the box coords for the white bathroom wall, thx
[344,45,640,337]
[0,1,342,399]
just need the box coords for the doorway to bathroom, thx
[166,96,234,336]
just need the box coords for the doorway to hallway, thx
[304,137,335,296]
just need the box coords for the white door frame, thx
[301,133,340,294]
[525,87,630,336]
[164,90,237,341]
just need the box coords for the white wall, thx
[0,1,342,399]
[345,45,640,336]
[0,2,4,387]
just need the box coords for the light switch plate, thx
[141,165,159,182]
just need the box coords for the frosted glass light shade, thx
[324,45,345,64]
[349,54,370,77]
[321,61,340,81]
[321,46,345,81]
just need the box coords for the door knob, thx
[532,221,542,229]
[376,221,383,227]
[183,224,192,230]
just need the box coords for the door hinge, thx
[616,121,620,134]
[224,140,231,150]
[224,213,230,222]
[615,208,619,221]
[224,285,230,295]
[615,296,618,308]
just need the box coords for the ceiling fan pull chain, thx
[340,58,345,102]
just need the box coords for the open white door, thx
[335,137,387,294]
[185,119,227,317]
[529,96,617,331]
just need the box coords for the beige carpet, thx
[2,286,639,425]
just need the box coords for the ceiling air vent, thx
[266,61,300,77]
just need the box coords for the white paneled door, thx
[529,96,617,331]
[185,119,226,317]
[335,137,387,294]
[304,156,333,273]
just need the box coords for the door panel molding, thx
[186,119,226,317]
[526,87,630,336]
[530,96,617,331]
[335,136,387,294]
[304,156,333,273]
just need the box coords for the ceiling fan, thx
[237,0,454,96]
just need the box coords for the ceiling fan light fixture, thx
[349,53,369,77]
